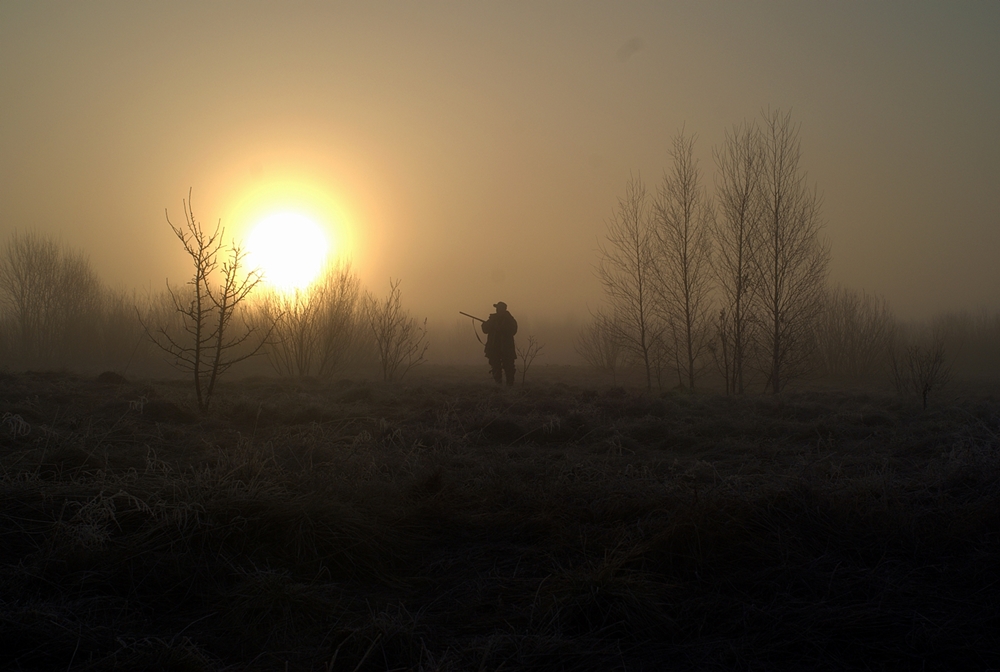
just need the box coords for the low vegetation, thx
[1,370,998,670]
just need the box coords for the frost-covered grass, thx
[1,370,998,670]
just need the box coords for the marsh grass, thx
[0,370,997,670]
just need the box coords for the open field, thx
[1,370,998,671]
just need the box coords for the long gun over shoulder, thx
[459,311,486,322]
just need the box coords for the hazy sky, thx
[3,2,999,333]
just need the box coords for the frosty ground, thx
[1,369,998,671]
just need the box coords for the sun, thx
[245,212,330,291]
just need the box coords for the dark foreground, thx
[0,371,998,671]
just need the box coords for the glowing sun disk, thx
[246,212,329,291]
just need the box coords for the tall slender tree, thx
[596,175,660,389]
[653,131,714,389]
[712,119,764,394]
[755,109,830,393]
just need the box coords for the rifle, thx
[459,311,486,323]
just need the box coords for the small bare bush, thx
[890,338,950,409]
[251,263,362,377]
[576,311,629,384]
[516,335,544,383]
[363,278,428,382]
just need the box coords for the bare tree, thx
[141,191,267,412]
[813,286,896,382]
[712,120,764,394]
[0,232,61,364]
[890,339,949,409]
[363,278,428,382]
[653,131,714,389]
[754,109,830,393]
[516,335,544,383]
[596,175,661,389]
[575,310,629,384]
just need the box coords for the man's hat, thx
[493,301,507,310]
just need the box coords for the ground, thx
[1,369,998,671]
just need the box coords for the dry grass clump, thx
[0,371,998,670]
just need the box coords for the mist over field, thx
[2,3,999,356]
[2,4,1000,671]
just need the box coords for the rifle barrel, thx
[459,311,485,322]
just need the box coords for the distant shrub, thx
[812,286,896,382]
[0,231,136,371]
[890,338,950,409]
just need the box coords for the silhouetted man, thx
[481,301,518,385]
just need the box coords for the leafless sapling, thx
[141,191,267,412]
[516,335,543,383]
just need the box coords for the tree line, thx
[578,109,960,401]
[0,197,429,410]
[0,112,989,407]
